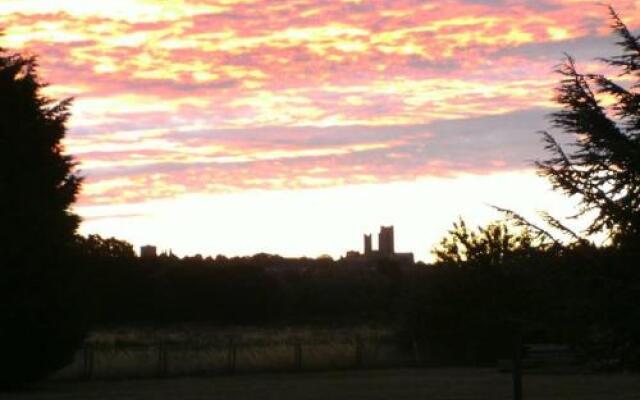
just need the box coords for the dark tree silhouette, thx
[538,7,640,246]
[432,218,548,267]
[0,46,87,388]
[76,234,136,259]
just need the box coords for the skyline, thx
[1,0,636,260]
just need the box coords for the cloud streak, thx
[1,0,638,207]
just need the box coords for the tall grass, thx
[52,326,412,380]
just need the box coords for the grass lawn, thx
[5,368,640,400]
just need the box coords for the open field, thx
[52,326,406,380]
[7,368,640,400]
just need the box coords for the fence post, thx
[355,336,364,368]
[512,333,523,400]
[412,336,422,367]
[293,342,303,371]
[227,338,237,374]
[83,344,94,380]
[163,344,169,376]
[157,343,168,377]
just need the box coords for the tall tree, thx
[432,218,544,267]
[0,47,86,387]
[538,7,640,246]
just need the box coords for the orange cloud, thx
[1,0,638,207]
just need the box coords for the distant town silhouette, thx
[140,225,415,264]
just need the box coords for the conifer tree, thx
[0,46,86,388]
[538,7,640,246]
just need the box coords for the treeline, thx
[412,233,640,368]
[75,232,640,369]
[77,235,409,326]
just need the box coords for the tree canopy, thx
[538,7,640,246]
[0,46,86,388]
[432,218,542,267]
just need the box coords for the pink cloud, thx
[2,0,638,206]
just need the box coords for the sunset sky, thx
[1,0,637,260]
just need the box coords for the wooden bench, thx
[498,343,577,372]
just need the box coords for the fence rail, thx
[54,337,417,381]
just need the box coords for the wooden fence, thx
[54,336,416,381]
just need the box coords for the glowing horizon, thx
[77,169,588,261]
[2,1,636,261]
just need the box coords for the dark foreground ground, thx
[5,368,640,400]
